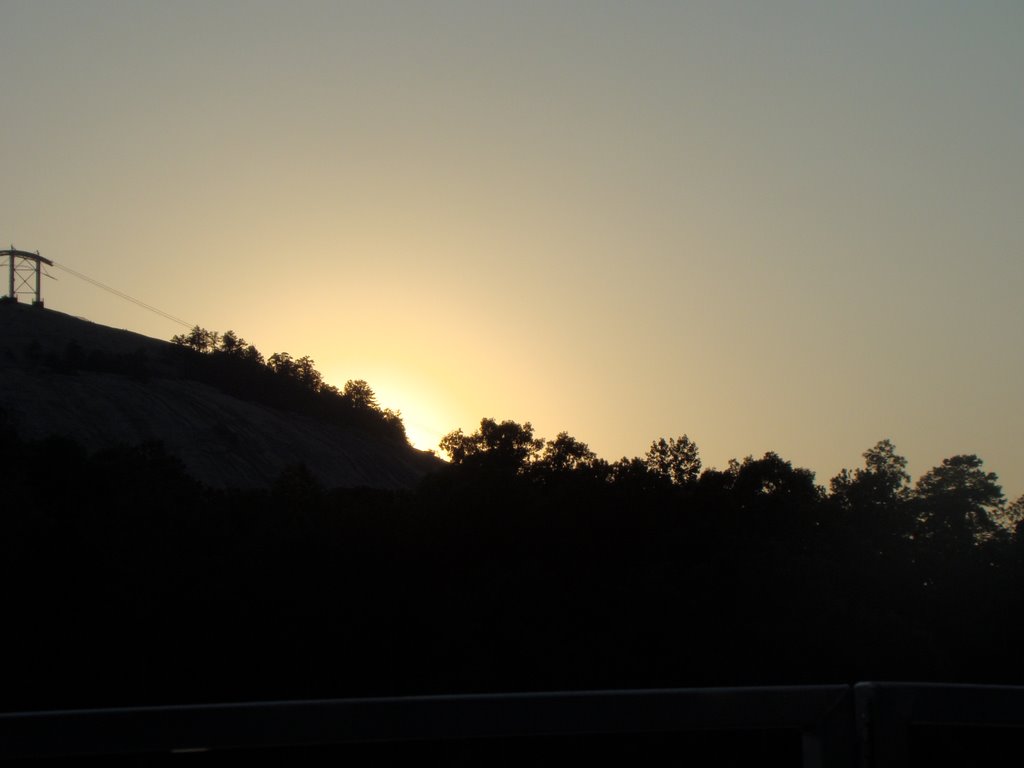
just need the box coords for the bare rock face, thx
[0,302,440,489]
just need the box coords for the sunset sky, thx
[2,2,1022,497]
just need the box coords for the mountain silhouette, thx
[0,301,440,488]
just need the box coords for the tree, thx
[827,439,917,559]
[240,343,264,365]
[380,408,407,442]
[733,452,820,504]
[438,428,471,465]
[218,330,246,356]
[343,380,378,411]
[914,454,1004,545]
[830,439,910,510]
[171,325,218,353]
[863,439,911,492]
[645,435,701,486]
[997,493,1024,533]
[608,455,662,491]
[537,432,598,474]
[267,351,296,377]
[439,418,544,474]
[295,356,322,391]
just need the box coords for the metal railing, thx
[2,683,1023,766]
[855,682,1024,767]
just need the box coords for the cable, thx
[49,261,194,329]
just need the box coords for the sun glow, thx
[321,365,454,454]
[400,415,444,454]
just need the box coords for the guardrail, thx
[855,683,1024,767]
[2,683,1023,766]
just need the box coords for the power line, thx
[49,261,194,329]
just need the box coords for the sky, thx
[2,1,1022,498]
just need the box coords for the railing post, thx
[855,683,913,768]
[801,685,856,768]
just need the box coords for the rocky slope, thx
[0,301,441,489]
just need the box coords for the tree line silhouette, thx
[4,397,1024,712]
[3,324,1024,711]
[167,325,407,443]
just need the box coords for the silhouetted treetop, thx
[171,325,219,353]
[731,452,821,504]
[645,435,701,486]
[1000,493,1024,532]
[169,327,407,445]
[915,454,1003,509]
[343,379,378,411]
[914,454,1004,545]
[440,418,544,474]
[537,432,599,474]
[830,439,911,512]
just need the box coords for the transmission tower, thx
[1,247,53,307]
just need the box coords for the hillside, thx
[0,301,441,489]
